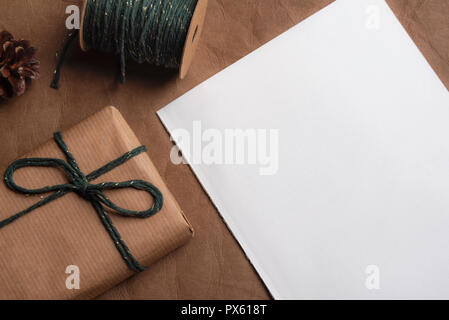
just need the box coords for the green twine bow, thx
[0,132,163,273]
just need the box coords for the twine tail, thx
[50,30,79,89]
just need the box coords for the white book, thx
[158,0,449,299]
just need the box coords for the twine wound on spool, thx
[51,0,207,89]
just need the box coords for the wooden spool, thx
[79,0,208,79]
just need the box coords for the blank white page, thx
[158,0,449,299]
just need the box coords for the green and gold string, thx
[51,0,198,88]
[0,132,164,272]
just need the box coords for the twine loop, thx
[0,132,164,272]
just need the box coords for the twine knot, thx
[73,178,91,200]
[0,132,164,272]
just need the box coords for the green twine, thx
[51,0,198,88]
[0,132,164,273]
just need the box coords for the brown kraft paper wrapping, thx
[0,106,193,299]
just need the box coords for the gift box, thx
[0,106,193,299]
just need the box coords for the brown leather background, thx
[0,0,447,299]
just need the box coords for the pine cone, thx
[0,30,40,100]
